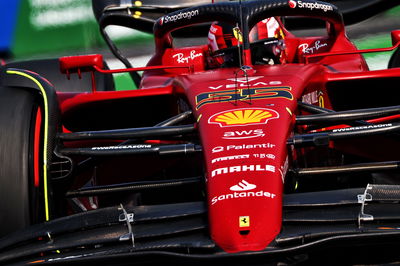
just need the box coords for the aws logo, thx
[195,87,292,110]
[223,129,265,139]
[208,108,279,127]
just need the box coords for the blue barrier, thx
[0,1,21,52]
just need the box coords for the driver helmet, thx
[207,17,285,66]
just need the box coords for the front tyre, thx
[388,48,400,68]
[0,86,46,237]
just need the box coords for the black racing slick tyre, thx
[388,48,400,68]
[0,86,48,237]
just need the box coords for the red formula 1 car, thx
[1,0,400,265]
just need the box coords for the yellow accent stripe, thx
[286,107,293,116]
[6,70,51,221]
[197,114,202,123]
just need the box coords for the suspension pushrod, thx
[296,105,400,125]
[59,143,202,157]
[294,161,400,176]
[58,124,196,141]
[74,111,194,174]
[66,176,202,198]
[288,122,400,146]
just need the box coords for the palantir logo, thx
[230,180,256,191]
[289,0,297,8]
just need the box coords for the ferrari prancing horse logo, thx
[239,216,250,227]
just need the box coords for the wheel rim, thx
[33,106,42,188]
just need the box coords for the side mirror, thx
[59,54,104,92]
[391,30,400,46]
[59,54,104,78]
[388,30,400,68]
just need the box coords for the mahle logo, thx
[208,108,279,127]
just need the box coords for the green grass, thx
[352,33,394,70]
[386,6,400,17]
[113,73,137,90]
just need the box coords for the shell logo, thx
[208,108,279,127]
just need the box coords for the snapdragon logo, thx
[160,9,199,25]
[289,0,333,12]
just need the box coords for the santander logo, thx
[211,181,276,205]
[288,0,297,8]
[230,180,256,191]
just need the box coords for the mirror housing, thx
[391,30,400,46]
